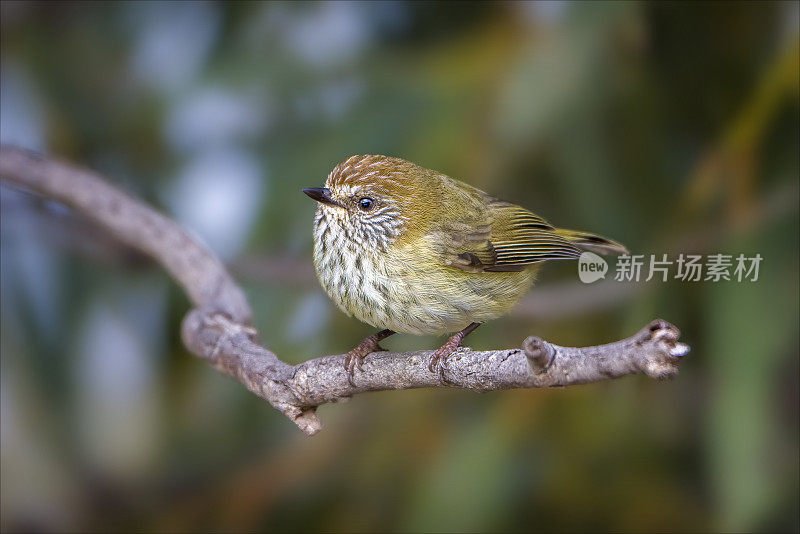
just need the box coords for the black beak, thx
[302,187,344,208]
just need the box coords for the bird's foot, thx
[344,329,394,385]
[428,340,460,385]
[428,322,481,384]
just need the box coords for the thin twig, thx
[0,145,689,435]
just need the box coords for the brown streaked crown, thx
[326,155,417,195]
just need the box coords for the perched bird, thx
[303,155,627,382]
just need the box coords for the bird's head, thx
[304,155,433,250]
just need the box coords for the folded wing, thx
[439,196,626,273]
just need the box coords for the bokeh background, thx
[1,1,798,532]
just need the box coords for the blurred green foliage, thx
[1,1,798,532]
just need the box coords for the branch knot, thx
[522,336,555,373]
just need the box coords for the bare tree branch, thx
[0,145,690,435]
[0,146,251,323]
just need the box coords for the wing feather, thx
[483,199,581,269]
[426,182,617,273]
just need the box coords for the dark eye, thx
[358,197,374,211]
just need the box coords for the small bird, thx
[303,155,627,382]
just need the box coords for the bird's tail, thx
[554,228,629,255]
